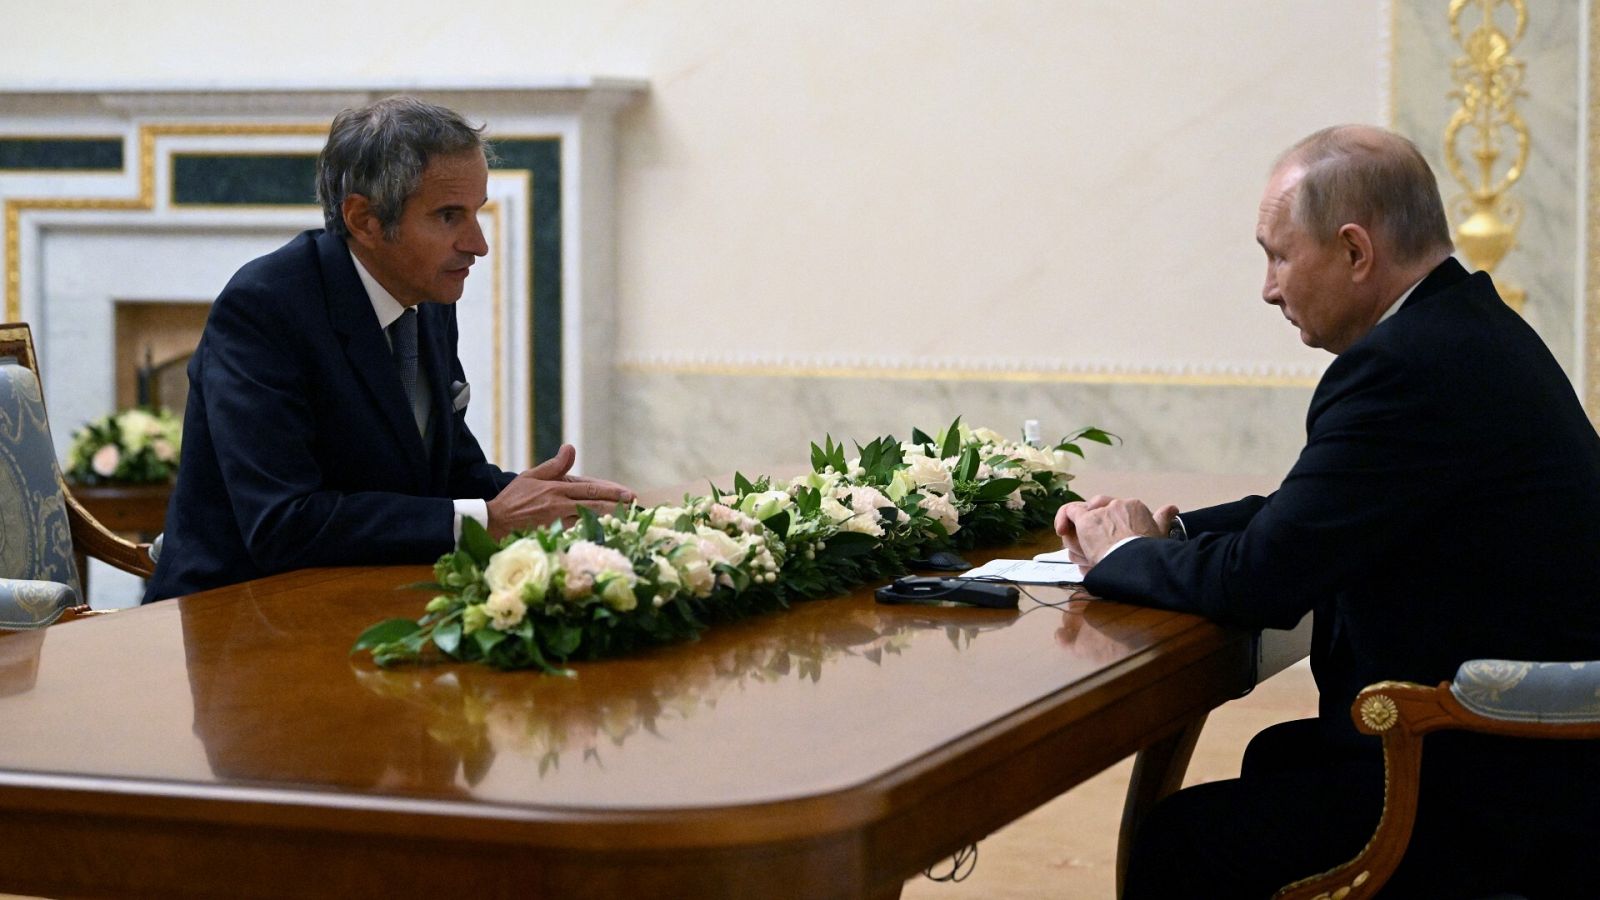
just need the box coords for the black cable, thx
[922,841,979,882]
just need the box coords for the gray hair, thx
[316,96,490,240]
[1276,125,1454,265]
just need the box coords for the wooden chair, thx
[0,322,155,627]
[1275,660,1600,899]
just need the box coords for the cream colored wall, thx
[1,0,1390,482]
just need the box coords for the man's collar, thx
[349,249,408,330]
[1376,274,1426,326]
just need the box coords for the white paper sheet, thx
[962,558,1085,585]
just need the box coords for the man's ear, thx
[342,194,380,248]
[1337,223,1375,282]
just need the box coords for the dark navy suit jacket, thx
[1084,258,1600,747]
[145,230,515,602]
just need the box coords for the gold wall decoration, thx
[1444,0,1530,312]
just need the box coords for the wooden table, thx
[0,472,1303,899]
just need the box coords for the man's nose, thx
[1262,270,1281,305]
[460,216,489,257]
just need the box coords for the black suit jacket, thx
[1085,258,1600,746]
[145,230,515,602]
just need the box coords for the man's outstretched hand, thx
[486,444,636,539]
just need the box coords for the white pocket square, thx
[450,380,471,412]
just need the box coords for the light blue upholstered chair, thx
[1,322,155,628]
[1275,660,1600,899]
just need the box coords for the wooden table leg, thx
[1116,713,1208,898]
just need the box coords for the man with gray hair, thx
[1059,125,1600,895]
[146,97,633,602]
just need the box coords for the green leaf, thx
[762,509,791,539]
[578,506,606,543]
[473,627,507,655]
[823,531,879,557]
[910,426,934,446]
[940,415,963,459]
[733,471,753,495]
[432,618,463,655]
[973,477,1023,502]
[351,619,421,654]
[956,445,980,482]
[459,515,498,568]
[546,621,584,658]
[810,441,828,473]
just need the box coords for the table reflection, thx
[0,629,44,698]
[181,591,470,795]
[351,602,1017,776]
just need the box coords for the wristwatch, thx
[1166,514,1187,541]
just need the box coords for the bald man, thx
[1060,126,1600,896]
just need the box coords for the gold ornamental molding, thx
[3,122,518,458]
[1443,0,1529,313]
[4,122,329,322]
[1589,3,1600,429]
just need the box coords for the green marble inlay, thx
[172,154,318,206]
[0,138,123,171]
[490,138,562,462]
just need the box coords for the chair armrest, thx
[62,486,156,578]
[1276,662,1600,899]
[0,579,80,629]
[1451,659,1600,724]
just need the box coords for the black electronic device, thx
[874,576,1019,609]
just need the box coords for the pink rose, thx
[91,444,120,478]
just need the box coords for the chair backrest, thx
[0,327,82,606]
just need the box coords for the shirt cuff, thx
[1101,535,1145,560]
[453,499,489,544]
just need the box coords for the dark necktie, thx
[390,308,426,439]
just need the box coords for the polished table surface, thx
[0,471,1298,898]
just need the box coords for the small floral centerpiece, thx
[65,407,183,485]
[354,418,1113,674]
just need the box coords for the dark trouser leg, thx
[1122,719,1382,899]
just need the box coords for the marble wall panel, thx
[1393,0,1581,375]
[611,371,1312,493]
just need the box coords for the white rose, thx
[737,489,792,521]
[600,577,638,612]
[695,527,747,567]
[669,542,716,597]
[484,539,553,605]
[117,409,159,452]
[91,444,121,478]
[885,468,916,502]
[905,454,953,494]
[484,588,527,631]
[969,426,1007,445]
[919,492,961,535]
[818,496,854,524]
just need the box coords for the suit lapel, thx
[318,231,431,489]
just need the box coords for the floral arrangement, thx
[354,419,1113,674]
[64,407,183,485]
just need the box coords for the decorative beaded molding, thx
[616,352,1325,388]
